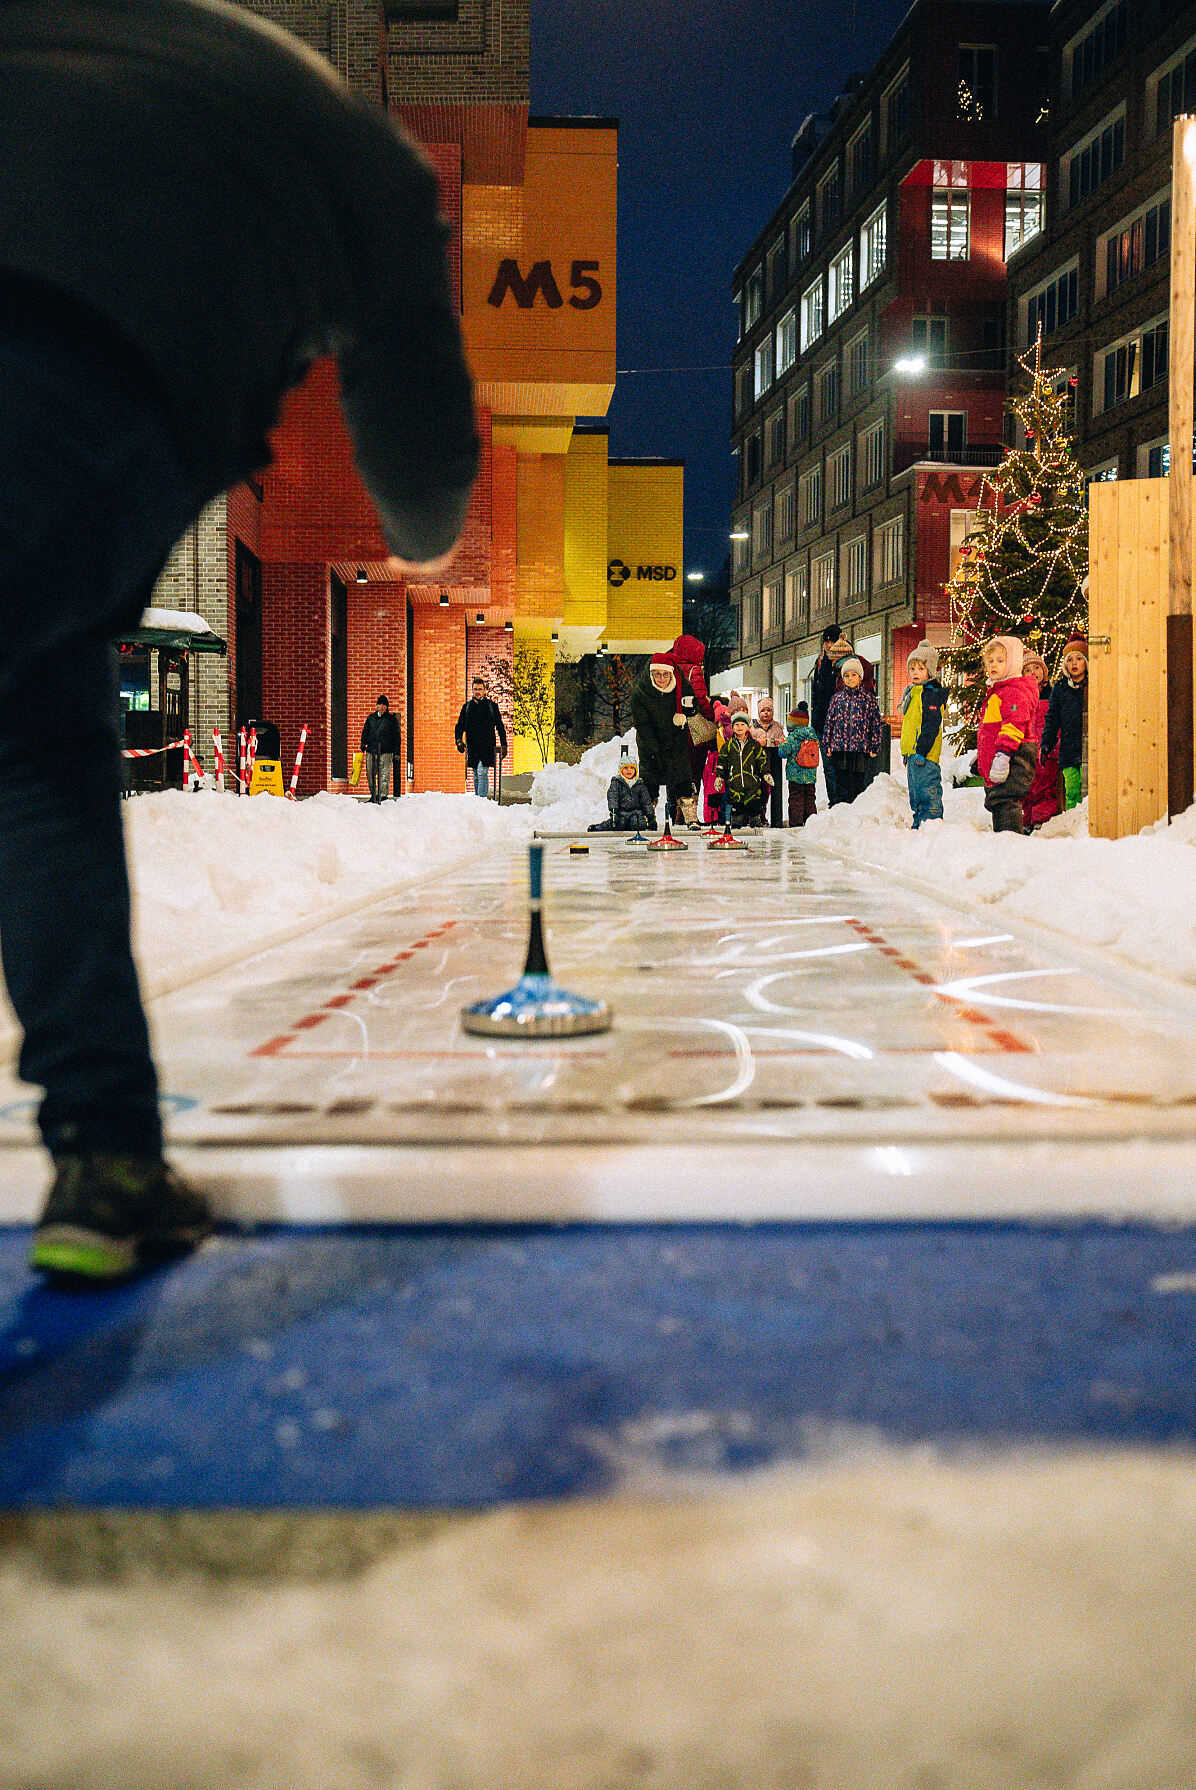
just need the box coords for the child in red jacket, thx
[1021,648,1061,831]
[977,635,1039,834]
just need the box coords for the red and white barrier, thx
[287,722,309,800]
[212,726,226,792]
[122,740,185,759]
[182,728,206,789]
[239,727,247,794]
[245,726,258,791]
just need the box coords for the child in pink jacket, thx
[977,635,1039,834]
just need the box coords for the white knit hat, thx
[907,639,940,677]
[839,656,864,679]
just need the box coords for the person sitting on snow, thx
[1040,633,1088,811]
[629,653,698,830]
[821,658,884,808]
[714,710,772,828]
[900,641,946,829]
[977,635,1039,835]
[589,753,656,833]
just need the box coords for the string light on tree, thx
[940,335,1089,750]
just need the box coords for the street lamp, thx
[355,567,367,583]
[686,571,705,583]
[893,355,927,375]
[729,530,750,541]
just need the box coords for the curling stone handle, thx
[529,841,544,904]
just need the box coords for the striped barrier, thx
[287,723,309,800]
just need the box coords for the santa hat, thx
[987,635,1023,677]
[1060,633,1088,665]
[649,653,677,685]
[907,639,940,678]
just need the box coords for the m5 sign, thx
[488,260,603,311]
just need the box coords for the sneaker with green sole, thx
[30,1153,214,1284]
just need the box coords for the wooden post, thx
[1168,116,1196,817]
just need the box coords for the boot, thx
[31,1153,215,1284]
[678,794,701,831]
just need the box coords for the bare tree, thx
[511,645,555,765]
[592,653,640,739]
[481,651,513,758]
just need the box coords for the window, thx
[847,331,869,397]
[860,421,885,490]
[752,500,773,561]
[734,362,754,419]
[819,167,841,235]
[929,411,967,456]
[1022,262,1079,345]
[829,243,854,322]
[786,564,808,629]
[1086,460,1119,485]
[849,123,873,197]
[843,535,868,601]
[817,360,839,425]
[931,187,970,260]
[1096,315,1168,413]
[800,276,824,351]
[741,587,762,643]
[732,529,750,577]
[1153,37,1196,140]
[1066,0,1127,101]
[800,466,823,528]
[958,44,997,121]
[875,517,904,587]
[1140,437,1196,479]
[777,483,796,542]
[790,384,810,445]
[910,314,947,363]
[745,433,762,486]
[828,445,852,510]
[791,205,811,266]
[1099,194,1171,300]
[949,508,981,578]
[812,550,836,615]
[1005,163,1044,259]
[768,235,788,300]
[744,271,763,332]
[1063,108,1125,211]
[385,0,459,17]
[754,335,774,400]
[776,308,798,376]
[764,576,784,635]
[765,408,786,469]
[860,202,888,287]
[881,65,910,157]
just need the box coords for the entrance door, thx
[159,652,188,789]
[330,571,348,781]
[235,540,262,729]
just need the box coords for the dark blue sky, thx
[531,0,910,575]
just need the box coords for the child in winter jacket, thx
[977,635,1039,834]
[590,753,656,833]
[1021,648,1061,830]
[750,696,786,826]
[822,659,884,806]
[714,712,773,827]
[900,639,945,828]
[1040,633,1087,809]
[778,702,819,827]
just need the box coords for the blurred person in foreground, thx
[0,0,479,1282]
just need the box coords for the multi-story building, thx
[728,0,1049,719]
[1005,0,1194,487]
[126,1,682,794]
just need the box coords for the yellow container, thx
[349,751,364,788]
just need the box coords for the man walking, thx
[455,675,508,798]
[360,694,401,802]
[0,0,479,1282]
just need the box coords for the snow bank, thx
[123,790,531,987]
[806,768,1196,986]
[531,729,645,832]
[3,1450,1196,1788]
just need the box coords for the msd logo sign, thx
[608,559,677,586]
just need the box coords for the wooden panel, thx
[1088,479,1170,838]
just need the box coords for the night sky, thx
[531,0,911,577]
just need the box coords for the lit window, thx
[776,308,798,375]
[829,445,852,510]
[860,202,887,287]
[800,277,824,351]
[829,243,854,322]
[744,271,763,330]
[931,188,970,260]
[800,466,823,528]
[860,422,885,491]
[785,564,808,627]
[843,535,868,600]
[875,518,904,587]
[1095,315,1168,413]
[812,550,836,614]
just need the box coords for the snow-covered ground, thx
[3,1449,1195,1789]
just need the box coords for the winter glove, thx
[764,775,774,786]
[672,711,686,727]
[988,752,1010,784]
[714,779,724,793]
[455,741,465,754]
[681,694,695,712]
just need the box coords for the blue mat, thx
[1,1222,1195,1508]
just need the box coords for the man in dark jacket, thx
[810,626,845,805]
[0,0,479,1283]
[455,675,508,797]
[360,695,402,802]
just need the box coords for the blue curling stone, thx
[460,972,613,1038]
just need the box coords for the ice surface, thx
[3,1451,1196,1788]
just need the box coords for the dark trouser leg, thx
[789,784,816,827]
[0,630,161,1156]
[984,743,1037,835]
[820,742,837,806]
[767,749,783,825]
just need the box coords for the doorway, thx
[235,539,262,729]
[159,651,188,789]
[330,571,348,781]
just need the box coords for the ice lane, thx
[5,830,1196,1218]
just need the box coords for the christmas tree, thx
[941,340,1089,750]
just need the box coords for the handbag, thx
[349,751,364,787]
[687,712,716,745]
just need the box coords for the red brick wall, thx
[913,467,989,627]
[347,581,407,792]
[411,606,468,791]
[262,563,329,796]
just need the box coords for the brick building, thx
[727,0,1050,720]
[1004,0,1195,488]
[135,1,682,794]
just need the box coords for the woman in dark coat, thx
[629,654,695,826]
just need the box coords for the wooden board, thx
[1088,478,1176,839]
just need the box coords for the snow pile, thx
[3,1450,1196,1788]
[122,790,531,989]
[806,769,1196,985]
[531,729,641,831]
